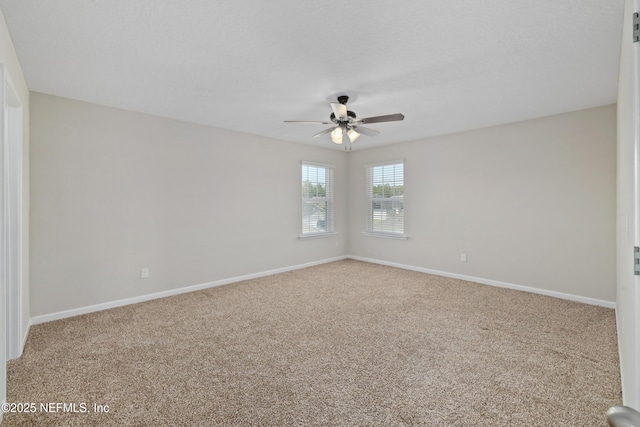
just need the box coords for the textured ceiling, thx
[0,0,625,150]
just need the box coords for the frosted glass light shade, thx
[347,128,360,142]
[330,127,343,144]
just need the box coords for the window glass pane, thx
[302,200,327,233]
[371,198,404,233]
[302,163,333,234]
[366,161,404,234]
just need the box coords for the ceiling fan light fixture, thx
[284,94,405,146]
[330,127,343,144]
[347,128,360,142]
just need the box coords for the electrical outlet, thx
[460,253,467,262]
[141,268,149,279]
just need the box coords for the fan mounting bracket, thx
[337,95,349,105]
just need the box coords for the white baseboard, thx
[347,255,616,309]
[30,256,348,325]
[28,253,614,327]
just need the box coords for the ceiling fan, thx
[284,95,404,146]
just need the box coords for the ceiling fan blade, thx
[357,113,405,124]
[284,120,333,124]
[312,127,336,138]
[352,126,380,137]
[330,102,348,120]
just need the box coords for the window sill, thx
[299,232,338,240]
[362,231,409,240]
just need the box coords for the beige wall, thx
[348,105,616,302]
[30,94,616,317]
[30,92,347,316]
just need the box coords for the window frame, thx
[363,160,408,240]
[299,161,336,240]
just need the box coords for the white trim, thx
[27,254,614,330]
[301,160,334,169]
[347,255,616,308]
[21,319,31,350]
[3,79,23,360]
[30,256,348,325]
[364,159,404,168]
[361,231,409,240]
[299,231,338,240]
[0,65,5,409]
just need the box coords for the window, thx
[301,162,334,238]
[365,160,406,238]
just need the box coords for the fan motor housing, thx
[330,110,356,123]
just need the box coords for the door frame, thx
[0,65,24,366]
[617,0,640,410]
[3,72,23,361]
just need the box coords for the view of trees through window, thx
[368,162,404,234]
[302,164,332,234]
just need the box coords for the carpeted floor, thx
[4,260,621,426]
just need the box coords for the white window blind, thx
[365,161,405,236]
[301,162,334,236]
